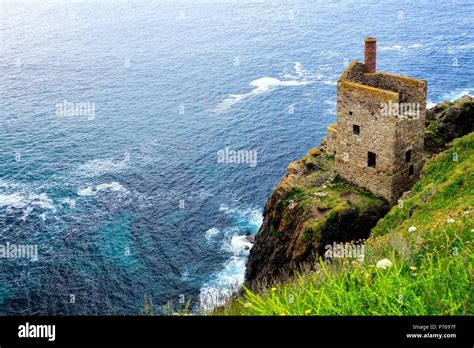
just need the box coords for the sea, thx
[0,0,472,314]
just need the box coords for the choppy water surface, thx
[0,0,472,314]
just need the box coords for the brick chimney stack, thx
[364,37,377,73]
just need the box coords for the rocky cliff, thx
[245,96,474,289]
[425,95,474,154]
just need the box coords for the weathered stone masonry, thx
[326,38,427,204]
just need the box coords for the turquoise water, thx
[0,0,472,314]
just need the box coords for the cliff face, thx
[245,150,389,288]
[245,96,474,289]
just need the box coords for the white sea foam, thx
[381,45,404,51]
[200,228,254,311]
[0,192,55,210]
[221,235,253,255]
[441,89,471,101]
[219,204,263,230]
[75,158,128,178]
[0,191,56,221]
[77,187,95,197]
[446,43,474,54]
[181,271,190,282]
[96,182,127,192]
[77,181,128,197]
[0,193,26,208]
[324,98,337,116]
[319,50,339,58]
[60,197,76,208]
[427,89,471,108]
[213,62,313,112]
[199,255,248,312]
[0,180,23,189]
[0,180,57,222]
[427,101,437,108]
[281,61,312,80]
[21,206,34,222]
[295,61,304,74]
[205,227,220,241]
[318,64,331,71]
[379,43,424,52]
[199,205,262,311]
[29,193,55,210]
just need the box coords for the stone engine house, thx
[326,38,427,204]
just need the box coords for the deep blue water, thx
[0,0,472,314]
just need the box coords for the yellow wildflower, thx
[309,148,321,156]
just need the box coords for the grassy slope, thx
[218,132,474,315]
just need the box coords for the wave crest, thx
[213,62,314,112]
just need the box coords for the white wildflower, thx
[376,258,393,269]
[408,226,417,232]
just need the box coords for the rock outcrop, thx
[425,95,474,154]
[245,151,389,288]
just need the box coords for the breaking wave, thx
[199,205,262,312]
[427,89,472,108]
[213,62,314,112]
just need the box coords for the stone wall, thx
[342,61,427,105]
[327,61,427,204]
[334,80,398,201]
[323,124,338,155]
[391,116,425,199]
[361,72,427,105]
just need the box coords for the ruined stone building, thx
[326,38,427,204]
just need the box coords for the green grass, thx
[372,132,474,237]
[217,133,474,316]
